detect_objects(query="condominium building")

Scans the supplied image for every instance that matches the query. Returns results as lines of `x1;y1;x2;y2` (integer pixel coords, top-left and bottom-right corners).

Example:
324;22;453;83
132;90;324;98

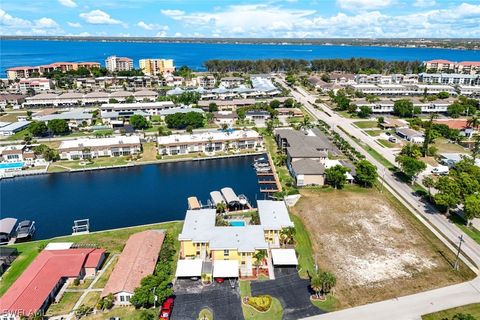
58;136;141;160
419;73;480;86
6;62;100;80
18;78;53;93
105;56;133;72
157;130;263;156
351;83;457;96
354;97;454;113
355;74;419;84
424;60;480;75
100;101;176;115
139;59;175;76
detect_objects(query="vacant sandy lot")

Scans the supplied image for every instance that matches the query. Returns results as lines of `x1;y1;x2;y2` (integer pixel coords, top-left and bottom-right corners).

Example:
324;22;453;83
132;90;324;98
292;188;473;308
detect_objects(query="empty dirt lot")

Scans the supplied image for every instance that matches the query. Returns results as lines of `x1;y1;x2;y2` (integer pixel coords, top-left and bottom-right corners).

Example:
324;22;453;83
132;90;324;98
292;187;474;309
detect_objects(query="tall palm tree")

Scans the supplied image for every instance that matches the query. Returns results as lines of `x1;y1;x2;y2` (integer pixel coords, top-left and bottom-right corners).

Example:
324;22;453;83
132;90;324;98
310;274;322;298
300;116;312;131
280;227;296;247
319;271;337;295
467;115;479;130
253;250;267;276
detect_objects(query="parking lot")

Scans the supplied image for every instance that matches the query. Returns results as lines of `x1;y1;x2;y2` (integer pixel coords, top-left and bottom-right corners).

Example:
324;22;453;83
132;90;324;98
251;267;325;320
171;279;244;320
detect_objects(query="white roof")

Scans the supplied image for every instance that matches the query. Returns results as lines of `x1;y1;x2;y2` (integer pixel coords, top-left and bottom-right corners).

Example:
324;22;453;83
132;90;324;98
257;200;294;231
59;135;140;149
0;218;18;235
158;129;260;145
179;209;268;252
101;101;175;110
213;260;239;278
271;249;298;265
221;187;239;204
0;121;31;132
210;191;225;205
36;111;92;121
44;242;74;250
175;259;203;277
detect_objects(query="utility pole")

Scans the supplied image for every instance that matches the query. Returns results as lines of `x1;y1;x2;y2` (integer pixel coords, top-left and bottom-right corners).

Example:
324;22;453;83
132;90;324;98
380;168;386;193
454;235;465;271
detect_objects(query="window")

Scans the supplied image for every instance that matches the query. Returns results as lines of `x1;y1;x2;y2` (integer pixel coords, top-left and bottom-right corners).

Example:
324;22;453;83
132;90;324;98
224;250;229;257
120;296;125;302
126;295;130;301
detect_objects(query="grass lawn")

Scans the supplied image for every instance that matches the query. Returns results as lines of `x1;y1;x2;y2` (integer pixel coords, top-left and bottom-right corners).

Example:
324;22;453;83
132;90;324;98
365;129;383;137
83;291;101;309
434;138;468;154
0;112;25;122
353;121;378;129
68;278;93;289
139;142;158;161
286;116;304;124
6;128;30;141
422;303;480;320
46;292;83;316
92;256;118;289
48;156;129;172
0;221;182;297
449;215;480;245
198;308;213;320
378;139;396;148
240;281;283;320
290;214;315;279
337;111;357;119
311;294;340;312
360;141;396;170
84;307;155;320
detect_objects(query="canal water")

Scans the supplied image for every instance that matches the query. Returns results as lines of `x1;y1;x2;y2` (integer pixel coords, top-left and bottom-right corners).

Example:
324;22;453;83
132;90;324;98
0;156;267;240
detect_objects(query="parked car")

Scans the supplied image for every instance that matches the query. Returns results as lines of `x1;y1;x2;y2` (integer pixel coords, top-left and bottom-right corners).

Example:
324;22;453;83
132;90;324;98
388;136;397;143
159;297;175;320
432;165;449;176
215;277;225;283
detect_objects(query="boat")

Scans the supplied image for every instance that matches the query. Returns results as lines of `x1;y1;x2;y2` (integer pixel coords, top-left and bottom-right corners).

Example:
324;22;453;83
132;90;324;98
255;167;271;173
254;162;270;168
15;220;35;242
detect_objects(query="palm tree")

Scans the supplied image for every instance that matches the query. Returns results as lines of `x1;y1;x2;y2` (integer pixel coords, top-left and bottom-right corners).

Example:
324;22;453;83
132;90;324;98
253;249;267;276
467;115;479;130
300;116;312;131
280;227;296;247
319;271;337;295
216;202;226;214
310;274;322;298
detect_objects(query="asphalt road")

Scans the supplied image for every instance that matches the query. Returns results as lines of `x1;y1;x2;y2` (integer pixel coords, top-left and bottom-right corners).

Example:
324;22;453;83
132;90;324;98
273;77;480;319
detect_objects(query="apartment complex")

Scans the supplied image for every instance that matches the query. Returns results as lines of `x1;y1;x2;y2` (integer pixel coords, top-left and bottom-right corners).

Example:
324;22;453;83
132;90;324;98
6;62;100;80
177;200;294;278
58;136;141;160
105;56;133;72
418;73;480;86
351;83;457;96
102;230;165;305
354;97;455;113
139;58;175;76
157;130;263;156
424;60;480;75
355;74;419;84
100;101;176;115
0;145;35;163
0;247;105;319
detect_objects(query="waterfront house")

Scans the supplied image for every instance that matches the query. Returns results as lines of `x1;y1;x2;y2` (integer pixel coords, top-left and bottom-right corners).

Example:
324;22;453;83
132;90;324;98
177;200;295;278
0;145;35;163
0;247;105;319
58;136;141;160
101;230;165;305
157;129;263;156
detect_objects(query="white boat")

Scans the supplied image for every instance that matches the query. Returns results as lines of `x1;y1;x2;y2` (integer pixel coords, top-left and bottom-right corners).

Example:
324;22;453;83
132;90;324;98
255;167;271;173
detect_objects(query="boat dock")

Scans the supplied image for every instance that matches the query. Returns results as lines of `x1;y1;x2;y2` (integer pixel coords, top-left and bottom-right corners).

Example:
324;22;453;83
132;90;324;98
255;154;282;193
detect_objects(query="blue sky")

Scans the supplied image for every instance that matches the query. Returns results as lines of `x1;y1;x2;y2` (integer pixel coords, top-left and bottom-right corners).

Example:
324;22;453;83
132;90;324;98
1;0;479;38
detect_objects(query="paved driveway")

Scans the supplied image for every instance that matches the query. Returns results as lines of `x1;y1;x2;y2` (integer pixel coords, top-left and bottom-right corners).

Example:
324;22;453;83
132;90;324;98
251;267;325;320
171;279;244;320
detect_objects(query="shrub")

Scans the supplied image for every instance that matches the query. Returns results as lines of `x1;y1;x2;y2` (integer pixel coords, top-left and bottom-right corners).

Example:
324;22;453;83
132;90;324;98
73;278;80;286
248;295;272;312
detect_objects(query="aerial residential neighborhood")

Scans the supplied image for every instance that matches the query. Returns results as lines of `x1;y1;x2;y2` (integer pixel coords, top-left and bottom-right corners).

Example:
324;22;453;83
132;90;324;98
1;1;480;320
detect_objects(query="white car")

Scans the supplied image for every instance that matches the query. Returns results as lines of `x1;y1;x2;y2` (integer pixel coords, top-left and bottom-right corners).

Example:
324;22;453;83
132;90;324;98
432;165;449;175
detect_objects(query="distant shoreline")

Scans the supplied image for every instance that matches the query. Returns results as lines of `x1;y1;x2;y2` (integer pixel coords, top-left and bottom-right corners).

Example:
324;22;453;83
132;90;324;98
2;36;479;50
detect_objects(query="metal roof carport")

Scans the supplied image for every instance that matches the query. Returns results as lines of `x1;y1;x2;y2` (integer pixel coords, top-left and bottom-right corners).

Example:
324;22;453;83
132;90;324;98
175;259;203;278
213;260;239;278
271;249;298;266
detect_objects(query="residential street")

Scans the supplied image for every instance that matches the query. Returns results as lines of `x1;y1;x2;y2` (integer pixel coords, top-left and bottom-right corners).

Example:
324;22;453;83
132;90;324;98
273;78;480;319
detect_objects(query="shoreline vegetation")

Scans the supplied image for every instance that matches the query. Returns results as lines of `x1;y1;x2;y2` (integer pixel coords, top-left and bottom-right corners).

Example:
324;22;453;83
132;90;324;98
1;36;479;50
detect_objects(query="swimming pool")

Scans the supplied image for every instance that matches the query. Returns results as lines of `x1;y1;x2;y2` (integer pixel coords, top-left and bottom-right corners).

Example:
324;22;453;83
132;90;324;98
0;162;24;169
229;220;246;227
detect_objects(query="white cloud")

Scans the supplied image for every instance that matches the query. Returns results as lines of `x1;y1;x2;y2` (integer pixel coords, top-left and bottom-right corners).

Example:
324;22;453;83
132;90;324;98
161;9;185;18
67;31;91;36
67;22;81;28
336;0;394;11
58;0;77;8
79;10;123;25
413;0;436;7
174;32;182;37
137;21;169;31
35;17;59;28
0;8;31;28
156;31;167;37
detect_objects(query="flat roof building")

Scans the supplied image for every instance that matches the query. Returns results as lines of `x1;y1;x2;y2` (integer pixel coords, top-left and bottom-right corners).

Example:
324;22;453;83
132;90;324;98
59;136;141;160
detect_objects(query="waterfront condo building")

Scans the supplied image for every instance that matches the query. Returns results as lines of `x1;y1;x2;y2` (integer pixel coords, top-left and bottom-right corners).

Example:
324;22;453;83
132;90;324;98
58;136;141;160
6;62;100;80
157;130;263;156
424;60;480;75
139;58;175;76
105;56;134;72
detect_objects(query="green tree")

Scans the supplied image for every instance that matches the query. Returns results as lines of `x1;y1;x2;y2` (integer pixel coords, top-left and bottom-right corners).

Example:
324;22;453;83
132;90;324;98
325;165;348;189
279;227;296;246
47;119;70;135
165;112;204;129
447;102;465;118
471;135;480;161
310;274;322;298
269;99;281;109
400;143;422;159
28;121;48;137
357;105;372;118
319;271;337;295
186;125;194;134
253;249;267;275
422;176;435;202
138;310;156;320
355;160;378;187
434;176;461;214
467;116;480;131
129;115;149;130
452;313;476;320
393;99;417;118
395;155;426;183
437;91;450;99
208;102;218;112
464;194;480;222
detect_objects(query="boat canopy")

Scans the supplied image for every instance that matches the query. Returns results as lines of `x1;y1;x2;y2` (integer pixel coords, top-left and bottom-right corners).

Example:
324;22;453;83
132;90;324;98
187;197;201;210
210;191;225;206
220;187;240;205
0;218;17;235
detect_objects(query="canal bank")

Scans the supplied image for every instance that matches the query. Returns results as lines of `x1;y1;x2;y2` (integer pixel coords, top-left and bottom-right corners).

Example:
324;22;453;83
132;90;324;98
0;154;267;239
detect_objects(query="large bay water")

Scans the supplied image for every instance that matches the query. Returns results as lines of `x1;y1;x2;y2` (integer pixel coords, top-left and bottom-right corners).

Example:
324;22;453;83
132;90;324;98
1;40;479;75
0;156;264;239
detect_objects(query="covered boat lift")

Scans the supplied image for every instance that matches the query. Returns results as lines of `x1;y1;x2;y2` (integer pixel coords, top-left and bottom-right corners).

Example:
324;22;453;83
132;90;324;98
175;259;203;278
210;191;225;206
221;187;240;206
0;218;17;245
187;197;201;210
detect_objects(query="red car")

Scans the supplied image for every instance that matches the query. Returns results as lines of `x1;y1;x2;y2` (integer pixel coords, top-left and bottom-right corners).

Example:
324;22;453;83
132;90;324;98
215;277;225;283
159;297;174;320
